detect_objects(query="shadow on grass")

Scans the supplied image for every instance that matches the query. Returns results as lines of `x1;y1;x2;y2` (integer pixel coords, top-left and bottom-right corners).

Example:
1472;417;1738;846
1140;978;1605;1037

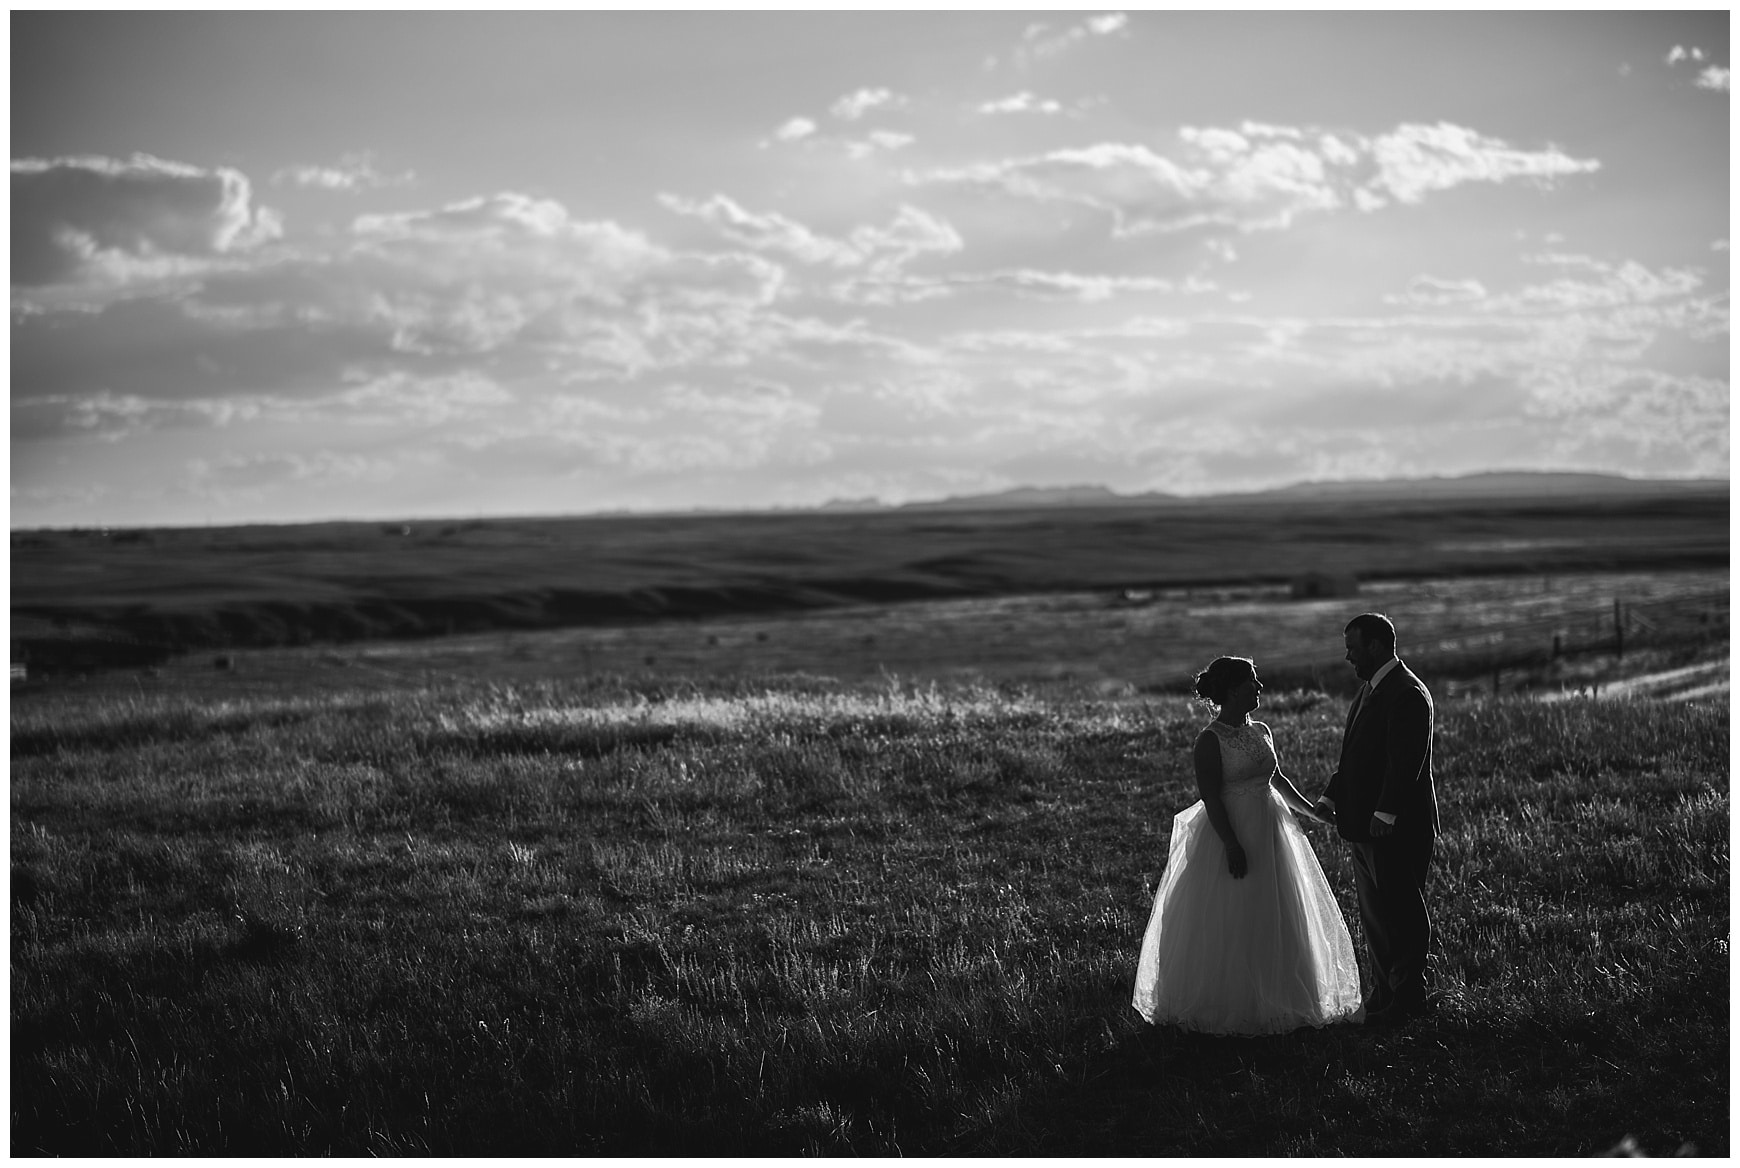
943;990;1725;1157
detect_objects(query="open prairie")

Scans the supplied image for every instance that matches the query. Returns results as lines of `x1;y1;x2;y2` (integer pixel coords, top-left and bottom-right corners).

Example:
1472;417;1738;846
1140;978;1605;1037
11;489;1727;655
10;493;1729;1154
11;666;1727;1155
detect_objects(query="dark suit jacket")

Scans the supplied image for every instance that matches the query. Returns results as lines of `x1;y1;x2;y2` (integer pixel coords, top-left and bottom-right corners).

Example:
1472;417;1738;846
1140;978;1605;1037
1327;661;1438;844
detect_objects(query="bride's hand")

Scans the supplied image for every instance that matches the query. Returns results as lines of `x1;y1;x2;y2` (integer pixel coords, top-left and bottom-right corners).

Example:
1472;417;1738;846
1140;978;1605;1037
1226;842;1248;879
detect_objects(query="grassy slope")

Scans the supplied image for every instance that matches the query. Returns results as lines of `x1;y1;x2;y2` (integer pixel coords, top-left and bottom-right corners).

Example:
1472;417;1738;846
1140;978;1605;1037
11;492;1728;648
11;675;1727;1155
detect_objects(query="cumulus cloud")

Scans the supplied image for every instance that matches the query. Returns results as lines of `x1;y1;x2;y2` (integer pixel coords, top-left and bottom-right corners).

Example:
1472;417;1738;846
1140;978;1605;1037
660;193;856;265
13;186;817;446
660;194;960;277
772;117;817;143
12;153;283;286
1360;122;1601;207
271;151;413;192
909;120;1599;235
978;92;1064;115
1664;46;1728;91
913;137;1329;236
830;87;903;121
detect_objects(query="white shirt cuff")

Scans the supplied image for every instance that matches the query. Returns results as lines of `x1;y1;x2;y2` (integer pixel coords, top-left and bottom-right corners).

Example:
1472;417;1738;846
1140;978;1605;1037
1373;811;1397;824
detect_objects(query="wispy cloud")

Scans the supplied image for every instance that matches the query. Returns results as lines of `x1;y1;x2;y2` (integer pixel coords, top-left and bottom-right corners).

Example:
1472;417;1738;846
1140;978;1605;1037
838;268;1215;306
909;121;1600;235
1384;275;1489;307
1010;12;1130;69
271;151;413;192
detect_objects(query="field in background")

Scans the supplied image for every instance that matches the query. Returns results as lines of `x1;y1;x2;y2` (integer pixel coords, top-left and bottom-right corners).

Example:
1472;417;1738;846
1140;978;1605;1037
28;568;1727;707
10;672;1727;1155
11;490;1727;658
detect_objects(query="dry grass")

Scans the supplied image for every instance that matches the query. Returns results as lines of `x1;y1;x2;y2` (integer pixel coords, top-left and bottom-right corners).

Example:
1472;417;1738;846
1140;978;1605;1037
11;665;1727;1155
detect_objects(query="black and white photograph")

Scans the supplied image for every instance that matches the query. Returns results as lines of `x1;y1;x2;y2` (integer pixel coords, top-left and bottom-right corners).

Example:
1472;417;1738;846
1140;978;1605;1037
11;9;1728;1156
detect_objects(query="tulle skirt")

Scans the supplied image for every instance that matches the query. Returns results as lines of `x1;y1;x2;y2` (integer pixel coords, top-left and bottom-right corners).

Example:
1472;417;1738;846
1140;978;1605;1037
1133;785;1364;1035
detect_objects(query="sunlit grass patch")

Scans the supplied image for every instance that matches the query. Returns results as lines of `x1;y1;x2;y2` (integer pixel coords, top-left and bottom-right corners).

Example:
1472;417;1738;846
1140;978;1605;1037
10;674;1726;1155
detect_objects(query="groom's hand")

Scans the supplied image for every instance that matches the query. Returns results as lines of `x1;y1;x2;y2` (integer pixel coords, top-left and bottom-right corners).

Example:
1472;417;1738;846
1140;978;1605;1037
1311;799;1337;827
1369;814;1395;838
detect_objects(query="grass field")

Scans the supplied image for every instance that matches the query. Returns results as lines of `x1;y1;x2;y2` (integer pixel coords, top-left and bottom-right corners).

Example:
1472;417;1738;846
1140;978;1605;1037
11;489;1728;654
29;567;1728;706
11;609;1728;1154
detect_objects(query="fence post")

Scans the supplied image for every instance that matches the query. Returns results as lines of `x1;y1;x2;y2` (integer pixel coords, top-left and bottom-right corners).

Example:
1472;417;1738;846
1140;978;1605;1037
1614;599;1625;660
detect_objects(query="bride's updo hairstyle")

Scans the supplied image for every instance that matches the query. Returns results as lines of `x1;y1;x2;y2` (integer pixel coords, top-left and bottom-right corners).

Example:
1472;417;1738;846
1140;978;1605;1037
1193;656;1256;707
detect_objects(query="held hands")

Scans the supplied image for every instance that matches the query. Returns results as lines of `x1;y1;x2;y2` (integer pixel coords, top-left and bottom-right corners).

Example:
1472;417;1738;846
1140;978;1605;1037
1308;799;1337;828
1225;841;1248;879
1369;814;1396;838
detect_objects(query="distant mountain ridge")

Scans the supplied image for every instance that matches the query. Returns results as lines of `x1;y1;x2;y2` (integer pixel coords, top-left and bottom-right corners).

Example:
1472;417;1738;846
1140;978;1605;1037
815;471;1728;513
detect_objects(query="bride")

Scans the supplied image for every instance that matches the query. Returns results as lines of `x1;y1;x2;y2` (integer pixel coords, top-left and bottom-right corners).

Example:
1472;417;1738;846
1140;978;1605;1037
1133;656;1364;1035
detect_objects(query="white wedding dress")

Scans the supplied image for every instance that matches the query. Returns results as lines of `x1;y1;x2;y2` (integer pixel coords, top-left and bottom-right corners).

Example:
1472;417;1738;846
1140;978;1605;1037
1133;718;1364;1035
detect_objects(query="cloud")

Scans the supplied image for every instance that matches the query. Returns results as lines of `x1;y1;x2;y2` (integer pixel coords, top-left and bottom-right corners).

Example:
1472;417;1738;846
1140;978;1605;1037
13;185;826;446
1385;275;1489;307
839;268;1215;305
271;151;413;192
844;131;916;160
659;195;960;277
1360;122;1600;206
772;117;817;143
910;120;1600;235
830;88;904;121
660;194;858;265
12;153;283;286
184;449;393;496
1013;12;1130;68
1477;254;1706;314
912;136;1331;236
1664;45;1728;91
978;92;1064;115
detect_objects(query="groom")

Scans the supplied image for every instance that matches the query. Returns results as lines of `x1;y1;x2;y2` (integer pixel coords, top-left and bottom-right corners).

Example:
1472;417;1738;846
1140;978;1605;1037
1314;613;1439;1023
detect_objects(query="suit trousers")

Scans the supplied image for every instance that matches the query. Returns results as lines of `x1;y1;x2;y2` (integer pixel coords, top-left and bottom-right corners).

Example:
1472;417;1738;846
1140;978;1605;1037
1350;832;1433;1006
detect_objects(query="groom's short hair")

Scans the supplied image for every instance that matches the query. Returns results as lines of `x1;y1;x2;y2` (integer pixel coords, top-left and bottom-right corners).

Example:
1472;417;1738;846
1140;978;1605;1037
1345;613;1397;653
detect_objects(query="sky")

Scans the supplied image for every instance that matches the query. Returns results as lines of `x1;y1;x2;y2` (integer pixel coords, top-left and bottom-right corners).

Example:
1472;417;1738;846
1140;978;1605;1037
10;9;1731;527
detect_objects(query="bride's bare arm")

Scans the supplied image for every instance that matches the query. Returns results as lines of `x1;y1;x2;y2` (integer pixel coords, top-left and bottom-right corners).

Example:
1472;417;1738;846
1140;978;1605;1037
1271;768;1328;822
1194;731;1247;878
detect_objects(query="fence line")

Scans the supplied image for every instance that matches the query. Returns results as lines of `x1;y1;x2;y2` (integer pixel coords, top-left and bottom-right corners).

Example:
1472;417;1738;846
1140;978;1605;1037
1136;589;1729;694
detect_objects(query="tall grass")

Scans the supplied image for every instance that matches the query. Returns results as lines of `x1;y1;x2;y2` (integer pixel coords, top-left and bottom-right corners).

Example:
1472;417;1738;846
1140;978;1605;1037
11;675;1727;1154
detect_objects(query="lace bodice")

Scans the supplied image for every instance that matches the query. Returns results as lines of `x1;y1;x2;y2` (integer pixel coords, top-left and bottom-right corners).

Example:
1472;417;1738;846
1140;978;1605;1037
1206;719;1277;794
